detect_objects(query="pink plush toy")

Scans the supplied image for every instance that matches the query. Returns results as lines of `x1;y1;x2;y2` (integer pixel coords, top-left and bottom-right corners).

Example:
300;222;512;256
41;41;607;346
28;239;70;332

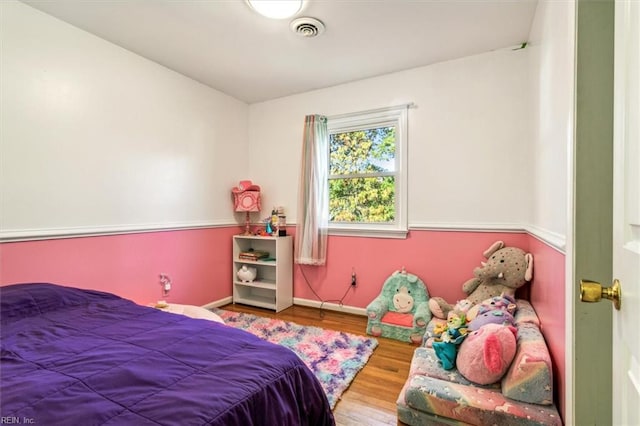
456;323;517;385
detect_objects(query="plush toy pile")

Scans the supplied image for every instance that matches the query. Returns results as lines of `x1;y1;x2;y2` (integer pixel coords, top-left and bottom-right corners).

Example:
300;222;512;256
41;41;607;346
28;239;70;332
456;295;519;384
428;240;533;322
397;243;561;425
429;294;521;384
426;241;534;385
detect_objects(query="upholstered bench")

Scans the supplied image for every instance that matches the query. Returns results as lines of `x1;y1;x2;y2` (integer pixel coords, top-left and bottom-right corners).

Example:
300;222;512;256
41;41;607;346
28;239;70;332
397;300;562;426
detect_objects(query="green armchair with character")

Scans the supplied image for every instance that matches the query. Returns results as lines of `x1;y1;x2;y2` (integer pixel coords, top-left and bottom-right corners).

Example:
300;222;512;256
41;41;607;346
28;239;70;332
366;268;431;344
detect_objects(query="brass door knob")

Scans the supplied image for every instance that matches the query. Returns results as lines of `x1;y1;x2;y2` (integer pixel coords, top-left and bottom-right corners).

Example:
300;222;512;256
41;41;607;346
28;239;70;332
580;279;621;310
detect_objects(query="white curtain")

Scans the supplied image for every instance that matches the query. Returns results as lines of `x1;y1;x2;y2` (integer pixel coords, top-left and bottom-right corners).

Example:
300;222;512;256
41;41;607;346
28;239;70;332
295;115;329;265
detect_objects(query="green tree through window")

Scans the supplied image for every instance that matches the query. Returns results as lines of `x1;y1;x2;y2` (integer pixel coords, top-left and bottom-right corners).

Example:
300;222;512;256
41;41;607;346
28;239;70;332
329;126;396;223
326;105;408;238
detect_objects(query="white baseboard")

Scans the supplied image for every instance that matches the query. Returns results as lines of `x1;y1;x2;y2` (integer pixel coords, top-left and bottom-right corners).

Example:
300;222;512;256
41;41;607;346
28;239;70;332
201;296;233;309
205;296;366;316
293;297;367;316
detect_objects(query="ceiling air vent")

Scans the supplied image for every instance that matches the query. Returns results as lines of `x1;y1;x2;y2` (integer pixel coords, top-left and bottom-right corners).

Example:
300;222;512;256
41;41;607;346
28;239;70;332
290;17;325;38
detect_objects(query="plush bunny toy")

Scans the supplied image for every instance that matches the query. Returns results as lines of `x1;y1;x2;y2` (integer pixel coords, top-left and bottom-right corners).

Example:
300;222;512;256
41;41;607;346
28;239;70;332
428;241;533;320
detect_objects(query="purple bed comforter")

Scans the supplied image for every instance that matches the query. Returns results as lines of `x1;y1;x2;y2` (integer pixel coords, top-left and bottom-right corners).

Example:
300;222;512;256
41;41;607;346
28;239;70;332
0;283;335;426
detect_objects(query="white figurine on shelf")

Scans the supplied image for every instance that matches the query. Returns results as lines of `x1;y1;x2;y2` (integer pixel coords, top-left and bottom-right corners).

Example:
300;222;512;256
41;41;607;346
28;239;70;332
237;265;257;282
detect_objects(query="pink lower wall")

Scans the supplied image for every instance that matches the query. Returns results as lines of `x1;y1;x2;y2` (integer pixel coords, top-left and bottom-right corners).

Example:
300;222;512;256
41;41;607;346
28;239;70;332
293;231;531;309
0;226;565;418
527;236;566;418
0;227;238;306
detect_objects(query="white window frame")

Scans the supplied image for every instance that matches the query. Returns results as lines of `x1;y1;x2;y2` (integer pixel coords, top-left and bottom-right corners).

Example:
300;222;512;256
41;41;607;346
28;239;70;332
326;105;408;239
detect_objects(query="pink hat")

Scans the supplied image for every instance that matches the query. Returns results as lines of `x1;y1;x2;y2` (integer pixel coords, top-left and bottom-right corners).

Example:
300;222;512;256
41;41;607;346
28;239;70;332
232;180;260;193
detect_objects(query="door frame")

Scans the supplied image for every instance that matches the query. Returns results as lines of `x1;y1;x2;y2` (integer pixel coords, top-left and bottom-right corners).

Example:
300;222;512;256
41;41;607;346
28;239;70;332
568;0;615;424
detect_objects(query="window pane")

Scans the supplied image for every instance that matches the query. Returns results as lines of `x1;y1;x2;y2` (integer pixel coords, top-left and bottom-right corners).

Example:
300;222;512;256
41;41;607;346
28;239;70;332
329;126;395;175
329;176;395;223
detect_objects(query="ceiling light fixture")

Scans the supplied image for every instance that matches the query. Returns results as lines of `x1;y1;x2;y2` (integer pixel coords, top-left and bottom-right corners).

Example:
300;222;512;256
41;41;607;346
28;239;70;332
246;0;303;19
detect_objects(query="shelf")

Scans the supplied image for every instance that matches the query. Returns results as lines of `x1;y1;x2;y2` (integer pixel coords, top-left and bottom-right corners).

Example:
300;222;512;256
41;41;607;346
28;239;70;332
234;235;278;240
234;258;277;266
233;279;276;290
232;235;292;312
233;296;276;310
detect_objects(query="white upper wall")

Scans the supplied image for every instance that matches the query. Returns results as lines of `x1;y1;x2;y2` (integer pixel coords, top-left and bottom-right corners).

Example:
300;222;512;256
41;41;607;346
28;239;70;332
2;0;571;242
0;1;249;239
249;49;532;229
527;0;575;246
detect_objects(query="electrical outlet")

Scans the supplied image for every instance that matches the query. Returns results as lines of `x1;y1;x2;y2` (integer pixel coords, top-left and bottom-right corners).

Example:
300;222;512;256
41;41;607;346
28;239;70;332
159;274;172;296
351;271;357;287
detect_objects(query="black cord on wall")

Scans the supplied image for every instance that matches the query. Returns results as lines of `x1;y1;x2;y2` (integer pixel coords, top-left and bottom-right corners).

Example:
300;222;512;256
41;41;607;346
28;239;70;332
298;264;354;318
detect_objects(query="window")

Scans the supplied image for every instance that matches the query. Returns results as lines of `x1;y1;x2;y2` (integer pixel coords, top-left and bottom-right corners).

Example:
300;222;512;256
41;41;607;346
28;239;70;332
327;105;408;238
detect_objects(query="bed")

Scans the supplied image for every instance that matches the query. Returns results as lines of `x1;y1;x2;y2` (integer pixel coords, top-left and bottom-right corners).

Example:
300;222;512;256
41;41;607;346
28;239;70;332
0;283;335;425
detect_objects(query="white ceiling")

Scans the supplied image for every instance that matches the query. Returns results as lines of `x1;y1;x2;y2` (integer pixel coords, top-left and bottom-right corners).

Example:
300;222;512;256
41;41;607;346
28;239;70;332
21;0;539;104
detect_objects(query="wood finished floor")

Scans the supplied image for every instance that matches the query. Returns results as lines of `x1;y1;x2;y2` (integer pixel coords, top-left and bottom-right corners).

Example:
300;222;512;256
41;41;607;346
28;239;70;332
219;303;416;426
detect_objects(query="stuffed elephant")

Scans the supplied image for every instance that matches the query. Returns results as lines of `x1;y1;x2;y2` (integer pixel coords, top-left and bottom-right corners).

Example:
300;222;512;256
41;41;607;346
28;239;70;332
428;241;533;320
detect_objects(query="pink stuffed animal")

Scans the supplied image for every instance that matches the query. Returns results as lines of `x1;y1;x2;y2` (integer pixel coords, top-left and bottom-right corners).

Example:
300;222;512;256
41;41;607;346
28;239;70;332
456;323;517;385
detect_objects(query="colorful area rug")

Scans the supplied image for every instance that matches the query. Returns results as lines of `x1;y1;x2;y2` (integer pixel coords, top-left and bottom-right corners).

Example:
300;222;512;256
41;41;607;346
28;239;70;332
212;308;378;409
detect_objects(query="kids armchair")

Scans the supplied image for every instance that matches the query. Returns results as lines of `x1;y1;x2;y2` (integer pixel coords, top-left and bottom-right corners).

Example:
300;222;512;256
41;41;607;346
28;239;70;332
366;268;431;344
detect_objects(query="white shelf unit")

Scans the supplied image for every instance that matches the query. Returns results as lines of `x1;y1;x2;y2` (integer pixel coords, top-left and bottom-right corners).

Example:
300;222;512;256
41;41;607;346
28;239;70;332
232;235;293;312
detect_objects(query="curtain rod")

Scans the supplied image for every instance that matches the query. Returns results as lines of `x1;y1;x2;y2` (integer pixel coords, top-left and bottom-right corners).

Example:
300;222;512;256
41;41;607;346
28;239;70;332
327;102;416;120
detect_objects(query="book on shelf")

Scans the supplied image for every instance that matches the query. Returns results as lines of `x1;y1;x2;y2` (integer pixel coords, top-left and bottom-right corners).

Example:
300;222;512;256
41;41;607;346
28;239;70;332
238;250;269;261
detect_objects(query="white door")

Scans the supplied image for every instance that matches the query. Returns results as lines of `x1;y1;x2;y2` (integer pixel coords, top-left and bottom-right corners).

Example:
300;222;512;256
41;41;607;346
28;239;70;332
612;1;640;424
